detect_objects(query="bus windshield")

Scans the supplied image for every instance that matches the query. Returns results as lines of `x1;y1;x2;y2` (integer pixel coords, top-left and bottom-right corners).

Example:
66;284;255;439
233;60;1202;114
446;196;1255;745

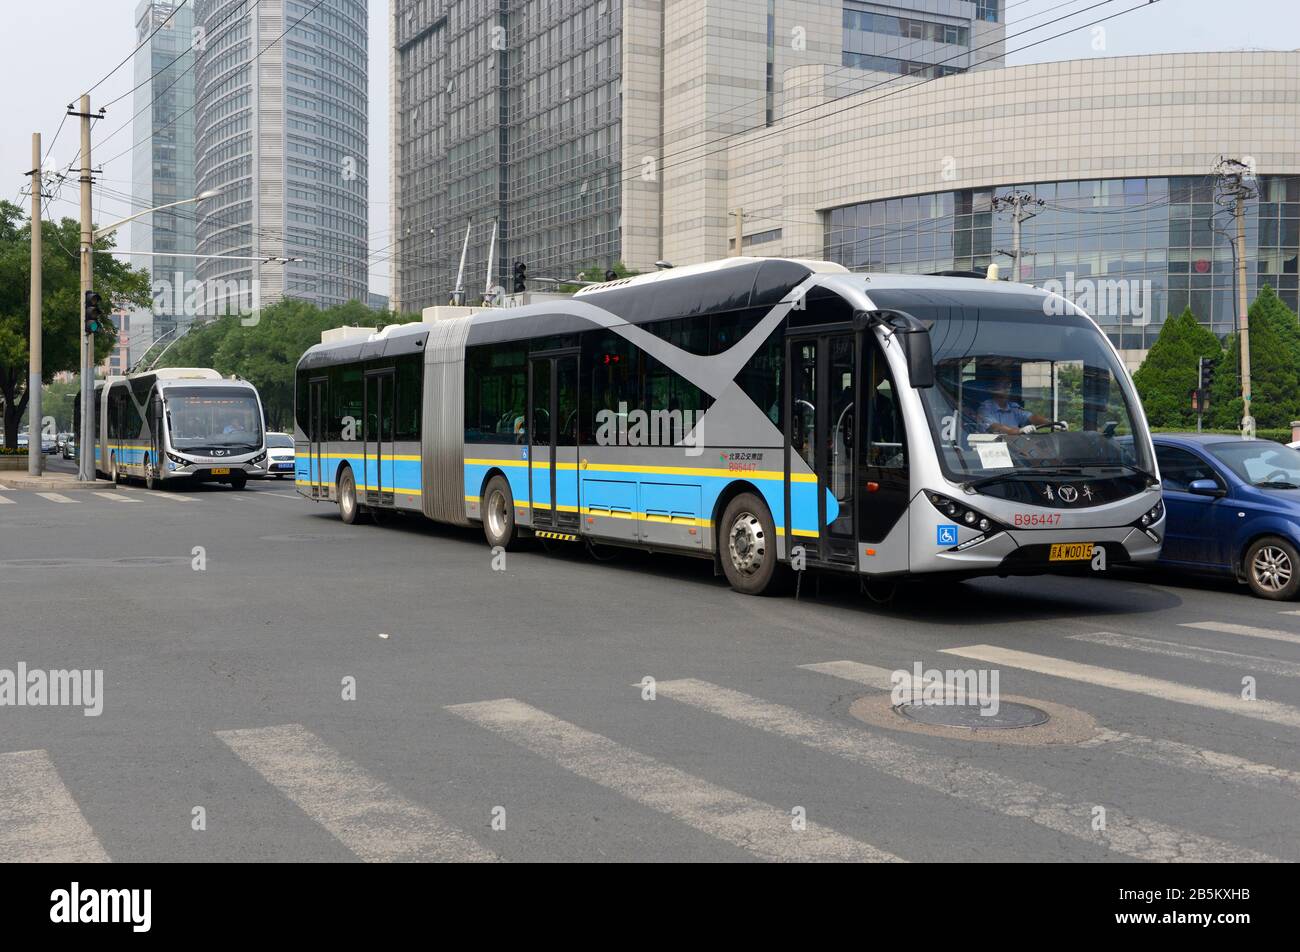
917;307;1152;479
165;387;263;452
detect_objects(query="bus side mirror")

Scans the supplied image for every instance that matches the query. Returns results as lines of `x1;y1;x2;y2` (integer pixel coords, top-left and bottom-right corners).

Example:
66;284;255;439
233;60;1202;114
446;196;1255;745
904;330;934;389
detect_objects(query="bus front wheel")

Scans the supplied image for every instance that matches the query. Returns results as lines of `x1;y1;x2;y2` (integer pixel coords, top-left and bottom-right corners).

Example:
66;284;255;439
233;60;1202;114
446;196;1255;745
482;475;519;550
338;466;361;524
720;493;777;595
229;471;247;491
144;458;157;491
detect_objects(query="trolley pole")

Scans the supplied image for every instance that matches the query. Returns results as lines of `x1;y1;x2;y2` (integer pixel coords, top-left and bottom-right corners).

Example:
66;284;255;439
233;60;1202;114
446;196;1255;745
28;133;42;476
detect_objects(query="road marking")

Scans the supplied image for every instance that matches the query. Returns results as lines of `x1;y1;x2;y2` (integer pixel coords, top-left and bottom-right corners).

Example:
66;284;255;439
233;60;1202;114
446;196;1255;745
941;645;1300;730
0;495;12;505
1180;621;1300;647
148;492;196;503
1071;631;1300;679
34;492;76;503
811;659;1300;802
93;492;137;503
215;724;495;863
656;678;1274;863
0;749;110;862
447;698;897;862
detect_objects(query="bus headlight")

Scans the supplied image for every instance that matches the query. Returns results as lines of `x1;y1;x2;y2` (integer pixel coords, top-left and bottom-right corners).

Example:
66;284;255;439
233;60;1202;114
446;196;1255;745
1131;499;1164;541
166;452;190;468
927;492;1007;542
251;452;266;465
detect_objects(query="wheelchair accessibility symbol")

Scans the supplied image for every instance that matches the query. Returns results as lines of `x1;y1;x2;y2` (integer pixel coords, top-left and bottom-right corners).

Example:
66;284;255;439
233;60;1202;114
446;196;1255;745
936;525;959;546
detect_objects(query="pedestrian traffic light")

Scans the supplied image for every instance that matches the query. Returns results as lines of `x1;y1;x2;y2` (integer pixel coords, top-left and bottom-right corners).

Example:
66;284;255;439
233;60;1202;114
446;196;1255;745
83;290;105;335
1198;355;1217;392
512;261;527;293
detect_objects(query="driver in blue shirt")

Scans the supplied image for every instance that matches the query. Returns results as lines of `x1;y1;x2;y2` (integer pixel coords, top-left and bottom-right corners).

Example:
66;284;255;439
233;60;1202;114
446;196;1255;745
978;376;1057;435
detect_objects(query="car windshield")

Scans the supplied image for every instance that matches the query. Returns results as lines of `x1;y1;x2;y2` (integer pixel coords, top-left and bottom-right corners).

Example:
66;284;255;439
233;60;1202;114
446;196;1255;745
915;303;1152;479
165;387;263;451
266;434;294;448
1207;441;1300;489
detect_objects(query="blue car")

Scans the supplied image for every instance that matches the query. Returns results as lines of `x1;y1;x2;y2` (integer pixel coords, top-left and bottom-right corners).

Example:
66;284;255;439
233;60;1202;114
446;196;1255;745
1152;434;1300;600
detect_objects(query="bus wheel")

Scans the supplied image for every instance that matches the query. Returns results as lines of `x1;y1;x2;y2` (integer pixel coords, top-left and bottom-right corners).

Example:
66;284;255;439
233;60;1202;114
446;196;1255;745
720;493;777;595
230;471;247;491
144;458;157;491
337;466;361;525
1245;536;1300;600
482;475;519;550
111;455;121;486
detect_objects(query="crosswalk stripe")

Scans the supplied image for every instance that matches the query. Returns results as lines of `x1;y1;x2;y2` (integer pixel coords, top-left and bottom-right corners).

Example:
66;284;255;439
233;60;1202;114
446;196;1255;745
447;698;898;862
146;492;195;503
0;749;110;862
1071;630;1300;679
34;492;76;503
656;678;1274;863
809;659;1300;803
1179;621;1300;646
942;644;1300;730
0;495;12;504
215;724;495;863
93;492;137;503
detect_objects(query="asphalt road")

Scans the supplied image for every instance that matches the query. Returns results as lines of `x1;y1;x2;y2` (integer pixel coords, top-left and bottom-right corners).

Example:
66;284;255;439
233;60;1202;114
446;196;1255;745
2;466;1299;863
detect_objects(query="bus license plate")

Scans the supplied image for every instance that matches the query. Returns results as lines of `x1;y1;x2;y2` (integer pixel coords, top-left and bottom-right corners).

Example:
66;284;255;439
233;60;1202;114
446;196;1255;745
1049;542;1094;562
210;467;230;475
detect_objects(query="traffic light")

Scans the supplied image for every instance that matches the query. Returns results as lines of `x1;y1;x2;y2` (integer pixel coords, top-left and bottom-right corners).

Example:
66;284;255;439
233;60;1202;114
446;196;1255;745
512;261;527;293
83;290;105;335
1198;355;1217;392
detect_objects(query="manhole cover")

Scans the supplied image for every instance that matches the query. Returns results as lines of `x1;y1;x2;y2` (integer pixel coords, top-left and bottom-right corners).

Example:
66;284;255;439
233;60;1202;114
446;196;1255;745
894;700;1050;730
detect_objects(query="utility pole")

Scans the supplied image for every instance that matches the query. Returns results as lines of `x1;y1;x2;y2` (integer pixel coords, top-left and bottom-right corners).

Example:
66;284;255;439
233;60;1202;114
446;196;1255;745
28;133;42;476
992;190;1044;282
1213;157;1258;438
731;208;744;257
74;95;101;481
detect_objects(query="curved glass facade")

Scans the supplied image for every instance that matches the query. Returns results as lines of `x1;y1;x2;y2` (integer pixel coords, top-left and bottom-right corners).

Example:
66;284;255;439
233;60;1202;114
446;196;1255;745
824;175;1300;350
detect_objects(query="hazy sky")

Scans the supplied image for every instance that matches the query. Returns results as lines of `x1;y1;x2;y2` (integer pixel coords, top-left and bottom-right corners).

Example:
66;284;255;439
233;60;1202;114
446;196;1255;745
1;0;1295;297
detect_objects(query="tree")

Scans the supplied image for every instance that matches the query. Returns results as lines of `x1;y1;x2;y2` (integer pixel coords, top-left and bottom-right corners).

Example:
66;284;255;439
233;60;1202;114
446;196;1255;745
1210;286;1300;430
0;201;152;448
1132;306;1223;428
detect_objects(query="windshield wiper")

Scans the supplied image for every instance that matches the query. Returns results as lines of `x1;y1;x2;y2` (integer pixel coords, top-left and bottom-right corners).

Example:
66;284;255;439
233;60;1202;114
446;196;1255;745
1083;461;1160;484
1255;480;1300;489
964;466;1089;491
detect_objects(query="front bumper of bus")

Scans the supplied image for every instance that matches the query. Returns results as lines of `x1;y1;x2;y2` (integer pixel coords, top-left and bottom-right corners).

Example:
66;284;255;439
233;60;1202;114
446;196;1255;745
165;453;267;479
909;488;1165;575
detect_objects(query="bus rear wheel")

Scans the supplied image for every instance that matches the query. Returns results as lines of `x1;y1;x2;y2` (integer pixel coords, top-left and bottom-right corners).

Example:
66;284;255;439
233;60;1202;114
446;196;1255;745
720;493;777;595
482;475;519;550
338;466;361;524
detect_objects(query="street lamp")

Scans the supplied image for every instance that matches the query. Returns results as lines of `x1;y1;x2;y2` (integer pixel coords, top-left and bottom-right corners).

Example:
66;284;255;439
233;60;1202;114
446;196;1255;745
77;189;220;481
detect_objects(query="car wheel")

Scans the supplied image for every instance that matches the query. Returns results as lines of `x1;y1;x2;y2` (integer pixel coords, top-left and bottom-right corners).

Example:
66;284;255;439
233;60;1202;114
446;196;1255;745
1244;536;1300;600
719;492;778;595
337;466;360;525
482;475;519;550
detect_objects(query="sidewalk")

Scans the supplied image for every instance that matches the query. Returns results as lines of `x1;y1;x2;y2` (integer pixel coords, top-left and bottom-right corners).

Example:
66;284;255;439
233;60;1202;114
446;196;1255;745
0;470;116;491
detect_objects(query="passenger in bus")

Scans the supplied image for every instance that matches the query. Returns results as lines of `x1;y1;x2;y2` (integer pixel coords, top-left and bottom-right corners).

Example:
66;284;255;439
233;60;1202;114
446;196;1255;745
977;376;1056;436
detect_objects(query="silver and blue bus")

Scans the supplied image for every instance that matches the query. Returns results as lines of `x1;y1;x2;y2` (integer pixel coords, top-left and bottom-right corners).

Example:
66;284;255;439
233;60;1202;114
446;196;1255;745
92;368;268;489
293;257;1163;595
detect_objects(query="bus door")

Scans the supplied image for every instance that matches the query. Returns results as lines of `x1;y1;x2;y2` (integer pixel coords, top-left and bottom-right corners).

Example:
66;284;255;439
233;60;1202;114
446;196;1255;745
149;392;164;476
308;377;327;497
859;334;910;546
528;352;580;532
363;368;395;506
786;330;858;565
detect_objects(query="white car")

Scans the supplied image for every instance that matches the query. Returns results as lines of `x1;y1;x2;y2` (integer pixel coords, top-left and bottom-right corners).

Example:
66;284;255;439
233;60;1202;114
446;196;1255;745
264;432;296;478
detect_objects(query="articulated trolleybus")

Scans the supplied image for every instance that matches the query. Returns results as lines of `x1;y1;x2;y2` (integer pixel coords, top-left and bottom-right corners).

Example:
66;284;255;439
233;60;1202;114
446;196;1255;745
92;368;268;489
294;257;1163;595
